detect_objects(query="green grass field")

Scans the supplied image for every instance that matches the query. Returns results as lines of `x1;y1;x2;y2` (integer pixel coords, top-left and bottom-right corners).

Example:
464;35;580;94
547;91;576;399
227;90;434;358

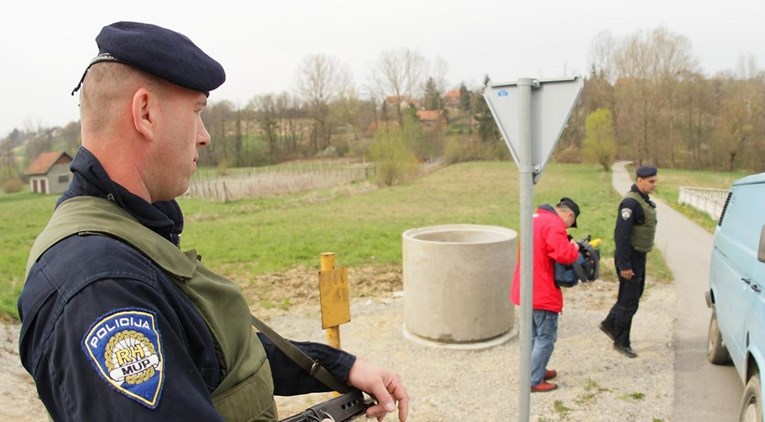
0;193;59;320
0;162;754;320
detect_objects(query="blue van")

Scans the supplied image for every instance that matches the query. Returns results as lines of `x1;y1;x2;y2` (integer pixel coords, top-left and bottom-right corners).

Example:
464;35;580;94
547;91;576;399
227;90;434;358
706;172;765;422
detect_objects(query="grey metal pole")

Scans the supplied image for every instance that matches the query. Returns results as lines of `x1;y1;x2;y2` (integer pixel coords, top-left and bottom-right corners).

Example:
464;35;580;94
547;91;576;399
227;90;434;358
517;77;536;422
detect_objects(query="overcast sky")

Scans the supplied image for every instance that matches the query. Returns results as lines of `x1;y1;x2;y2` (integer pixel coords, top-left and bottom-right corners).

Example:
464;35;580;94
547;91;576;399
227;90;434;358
2;0;763;137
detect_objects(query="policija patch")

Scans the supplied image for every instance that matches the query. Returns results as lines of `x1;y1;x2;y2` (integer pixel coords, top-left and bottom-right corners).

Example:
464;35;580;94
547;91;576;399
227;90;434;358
621;208;632;221
82;308;165;409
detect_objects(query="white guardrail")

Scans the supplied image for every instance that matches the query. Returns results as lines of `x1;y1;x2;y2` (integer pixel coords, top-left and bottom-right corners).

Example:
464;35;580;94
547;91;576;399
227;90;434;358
678;186;728;221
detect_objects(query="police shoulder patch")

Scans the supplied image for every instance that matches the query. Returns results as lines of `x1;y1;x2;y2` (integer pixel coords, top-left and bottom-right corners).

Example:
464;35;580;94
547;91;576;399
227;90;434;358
82;308;165;409
621;208;632;220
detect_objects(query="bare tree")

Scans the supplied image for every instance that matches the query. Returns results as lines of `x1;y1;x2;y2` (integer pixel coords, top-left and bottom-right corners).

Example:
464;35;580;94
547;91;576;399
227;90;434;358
201;100;235;168
250;94;281;164
332;86;377;147
714;75;764;171
648;28;698;166
275;92;305;158
369;48;428;126
0;139;18;180
59;121;81;156
589;30;616;83
247;91;308;163
24;121;53;166
295;54;352;155
733;53;762;80
610;26;696;166
676;72;717;169
431;56;450;96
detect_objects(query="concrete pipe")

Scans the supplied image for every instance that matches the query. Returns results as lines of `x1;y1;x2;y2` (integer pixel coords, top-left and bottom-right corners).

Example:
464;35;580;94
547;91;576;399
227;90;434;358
402;224;517;348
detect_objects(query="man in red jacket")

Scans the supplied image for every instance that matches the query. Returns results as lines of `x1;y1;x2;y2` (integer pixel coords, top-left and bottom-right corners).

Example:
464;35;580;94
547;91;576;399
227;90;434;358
511;198;581;392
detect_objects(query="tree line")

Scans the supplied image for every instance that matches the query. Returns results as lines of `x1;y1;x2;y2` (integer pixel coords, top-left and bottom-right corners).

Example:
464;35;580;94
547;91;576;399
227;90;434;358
563;27;765;172
1;26;763;192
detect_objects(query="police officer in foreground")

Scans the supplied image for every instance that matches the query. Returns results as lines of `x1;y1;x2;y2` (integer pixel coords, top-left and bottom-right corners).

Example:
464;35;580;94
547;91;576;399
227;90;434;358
599;165;658;358
17;21;408;422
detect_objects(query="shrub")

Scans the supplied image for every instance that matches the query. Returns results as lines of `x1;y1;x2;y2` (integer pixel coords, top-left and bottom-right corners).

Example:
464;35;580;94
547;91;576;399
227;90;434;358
368;125;417;187
556;145;583;163
2;178;24;193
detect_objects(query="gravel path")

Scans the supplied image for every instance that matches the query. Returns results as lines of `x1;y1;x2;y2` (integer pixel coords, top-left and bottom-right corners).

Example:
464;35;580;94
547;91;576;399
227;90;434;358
0;322;46;422
1;275;674;422
273;278;675;422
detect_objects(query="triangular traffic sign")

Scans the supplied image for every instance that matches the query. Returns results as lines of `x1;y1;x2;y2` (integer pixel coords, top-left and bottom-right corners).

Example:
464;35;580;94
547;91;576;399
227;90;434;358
483;77;583;183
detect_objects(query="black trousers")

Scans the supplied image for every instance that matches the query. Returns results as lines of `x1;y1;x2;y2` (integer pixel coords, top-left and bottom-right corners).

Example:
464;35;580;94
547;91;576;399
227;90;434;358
603;252;647;347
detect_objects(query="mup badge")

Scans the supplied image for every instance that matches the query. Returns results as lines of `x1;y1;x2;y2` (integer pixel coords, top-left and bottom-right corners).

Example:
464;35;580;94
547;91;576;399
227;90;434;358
82;308;164;408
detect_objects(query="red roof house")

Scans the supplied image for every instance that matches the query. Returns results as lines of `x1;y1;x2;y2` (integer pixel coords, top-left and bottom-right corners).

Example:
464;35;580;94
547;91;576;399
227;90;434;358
24;151;74;194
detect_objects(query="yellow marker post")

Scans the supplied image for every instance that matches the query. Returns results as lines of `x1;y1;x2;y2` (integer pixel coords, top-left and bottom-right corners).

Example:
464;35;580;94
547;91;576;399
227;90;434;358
319;253;350;397
318;252;351;350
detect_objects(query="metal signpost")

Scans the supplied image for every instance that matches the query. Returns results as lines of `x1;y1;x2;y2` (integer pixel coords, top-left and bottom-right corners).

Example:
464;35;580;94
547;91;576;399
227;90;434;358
483;76;583;421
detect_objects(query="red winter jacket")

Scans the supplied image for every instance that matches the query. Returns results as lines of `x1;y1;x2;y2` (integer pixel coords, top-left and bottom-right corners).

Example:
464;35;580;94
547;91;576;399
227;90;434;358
510;205;579;313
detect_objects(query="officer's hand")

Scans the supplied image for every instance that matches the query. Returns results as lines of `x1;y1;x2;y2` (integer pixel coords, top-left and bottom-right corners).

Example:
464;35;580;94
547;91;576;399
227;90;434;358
620;269;635;280
347;358;409;421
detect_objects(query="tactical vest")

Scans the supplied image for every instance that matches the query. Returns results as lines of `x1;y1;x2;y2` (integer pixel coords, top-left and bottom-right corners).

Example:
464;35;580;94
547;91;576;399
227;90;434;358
26;197;277;422
624;190;657;253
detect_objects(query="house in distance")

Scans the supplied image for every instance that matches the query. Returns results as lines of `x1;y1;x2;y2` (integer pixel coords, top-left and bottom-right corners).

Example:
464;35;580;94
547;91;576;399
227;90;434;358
24;151;73;194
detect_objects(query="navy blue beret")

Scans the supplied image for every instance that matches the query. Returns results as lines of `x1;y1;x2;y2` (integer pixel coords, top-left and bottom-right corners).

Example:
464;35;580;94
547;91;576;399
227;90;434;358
73;21;225;95
636;165;658;178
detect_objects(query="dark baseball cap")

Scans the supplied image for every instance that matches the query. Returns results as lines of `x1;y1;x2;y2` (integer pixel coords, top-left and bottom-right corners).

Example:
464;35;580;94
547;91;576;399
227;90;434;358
558;197;580;228
72;21;225;96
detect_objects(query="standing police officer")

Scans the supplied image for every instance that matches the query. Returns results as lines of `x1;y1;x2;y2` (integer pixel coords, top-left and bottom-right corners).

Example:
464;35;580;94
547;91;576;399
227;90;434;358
17;21;408;422
599;165;658;358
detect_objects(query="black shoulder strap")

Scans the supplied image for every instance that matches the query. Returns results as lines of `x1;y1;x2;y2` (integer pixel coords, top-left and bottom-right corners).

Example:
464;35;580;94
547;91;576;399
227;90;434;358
251;314;351;393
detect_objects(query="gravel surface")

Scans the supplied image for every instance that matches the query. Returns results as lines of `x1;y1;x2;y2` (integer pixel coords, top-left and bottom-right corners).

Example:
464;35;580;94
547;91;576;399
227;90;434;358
1;272;674;422
273;277;675;422
0;322;46;422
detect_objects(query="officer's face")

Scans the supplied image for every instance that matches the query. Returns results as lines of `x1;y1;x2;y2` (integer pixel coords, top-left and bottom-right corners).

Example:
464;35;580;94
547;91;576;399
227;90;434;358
637;176;657;194
150;85;210;201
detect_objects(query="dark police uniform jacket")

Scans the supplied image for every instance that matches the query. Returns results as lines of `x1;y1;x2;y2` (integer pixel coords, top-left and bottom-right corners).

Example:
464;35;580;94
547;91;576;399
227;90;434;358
17;146;355;421
614;184;657;271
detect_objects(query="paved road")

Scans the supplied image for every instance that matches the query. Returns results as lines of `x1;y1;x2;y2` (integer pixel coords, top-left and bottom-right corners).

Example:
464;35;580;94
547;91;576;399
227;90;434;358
611;162;742;421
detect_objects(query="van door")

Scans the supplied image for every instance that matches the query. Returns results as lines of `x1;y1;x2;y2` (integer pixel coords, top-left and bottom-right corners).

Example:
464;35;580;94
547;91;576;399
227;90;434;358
711;186;760;372
743;224;765;372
